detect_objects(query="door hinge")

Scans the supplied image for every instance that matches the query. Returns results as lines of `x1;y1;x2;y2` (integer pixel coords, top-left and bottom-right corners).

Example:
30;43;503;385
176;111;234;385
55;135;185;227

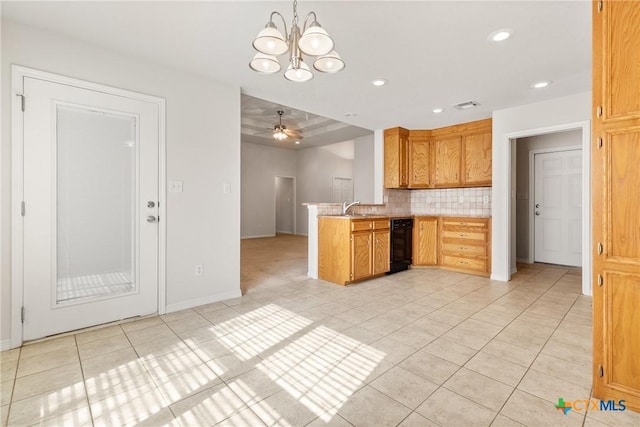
16;94;25;112
21;306;25;323
596;105;603;117
597;137;603;149
21;201;25;217
598;1;603;12
598;365;604;377
597;242;603;255
597;274;603;287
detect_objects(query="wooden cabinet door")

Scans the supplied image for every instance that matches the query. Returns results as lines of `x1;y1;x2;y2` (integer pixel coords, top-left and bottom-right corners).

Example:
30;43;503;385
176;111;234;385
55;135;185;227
384;128;409;188
373;230;390;275
592;0;640;413
351;232;372;281
463;131;492;185
409;136;430;188
434;137;462;187
413;217;438;265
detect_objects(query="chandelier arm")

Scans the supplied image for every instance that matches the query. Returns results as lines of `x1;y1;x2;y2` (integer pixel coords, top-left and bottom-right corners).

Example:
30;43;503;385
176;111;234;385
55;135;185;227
269;11;289;47
302;11;318;32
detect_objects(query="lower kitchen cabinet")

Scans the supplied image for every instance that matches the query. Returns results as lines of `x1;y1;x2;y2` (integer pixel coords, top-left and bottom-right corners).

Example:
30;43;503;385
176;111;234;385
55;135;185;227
413;216;438;265
439;217;490;276
318;217;390;285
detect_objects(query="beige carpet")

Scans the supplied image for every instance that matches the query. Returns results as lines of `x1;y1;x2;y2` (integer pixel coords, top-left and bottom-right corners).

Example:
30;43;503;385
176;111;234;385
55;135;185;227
240;233;309;294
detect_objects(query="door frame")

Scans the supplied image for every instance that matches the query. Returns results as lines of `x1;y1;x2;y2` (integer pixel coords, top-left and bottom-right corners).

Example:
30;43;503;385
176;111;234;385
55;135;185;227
528;145;582;265
10;65;167;348
274;176;296;234
500;120;591;296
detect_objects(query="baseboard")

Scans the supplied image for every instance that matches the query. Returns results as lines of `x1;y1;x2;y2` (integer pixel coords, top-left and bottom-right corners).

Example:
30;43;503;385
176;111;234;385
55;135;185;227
165;288;242;313
1;339;12;351
516;258;531;264
241;234;275;239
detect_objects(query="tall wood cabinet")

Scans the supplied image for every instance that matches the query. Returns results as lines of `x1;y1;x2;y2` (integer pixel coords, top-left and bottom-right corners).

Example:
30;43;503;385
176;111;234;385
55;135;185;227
318;217;390;285
384;127;409;188
592;0;640;412
408;131;431;188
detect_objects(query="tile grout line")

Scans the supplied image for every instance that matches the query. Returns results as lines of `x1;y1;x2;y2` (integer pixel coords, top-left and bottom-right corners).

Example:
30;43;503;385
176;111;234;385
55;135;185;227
74;334;95;427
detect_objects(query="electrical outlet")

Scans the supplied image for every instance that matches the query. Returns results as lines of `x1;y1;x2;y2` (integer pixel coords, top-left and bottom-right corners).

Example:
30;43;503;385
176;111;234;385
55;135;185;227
458;196;464;203
483;195;490;204
195;264;204;276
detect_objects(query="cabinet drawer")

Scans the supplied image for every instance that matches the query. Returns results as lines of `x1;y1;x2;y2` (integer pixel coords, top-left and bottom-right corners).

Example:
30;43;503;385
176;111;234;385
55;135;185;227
442;230;486;242
373;219;390;230
442;219;488;230
441;255;487;272
442;242;486;256
351;220;372;232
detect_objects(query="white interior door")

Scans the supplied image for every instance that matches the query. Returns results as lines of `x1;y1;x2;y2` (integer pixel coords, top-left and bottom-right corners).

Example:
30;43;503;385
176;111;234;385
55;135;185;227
275;176;294;234
21;76;159;341
534;149;582;266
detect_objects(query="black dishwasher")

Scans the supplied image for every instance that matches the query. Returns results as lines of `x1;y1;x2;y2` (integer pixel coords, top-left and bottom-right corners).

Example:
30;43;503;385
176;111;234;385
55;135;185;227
388;218;413;274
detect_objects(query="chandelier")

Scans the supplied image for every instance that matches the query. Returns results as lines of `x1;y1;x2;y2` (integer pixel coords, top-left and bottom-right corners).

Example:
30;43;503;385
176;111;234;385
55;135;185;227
249;0;345;82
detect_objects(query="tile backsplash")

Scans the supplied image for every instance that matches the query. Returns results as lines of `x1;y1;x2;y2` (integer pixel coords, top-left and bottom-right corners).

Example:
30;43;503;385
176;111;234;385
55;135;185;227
316;187;491;217
410;187;491;217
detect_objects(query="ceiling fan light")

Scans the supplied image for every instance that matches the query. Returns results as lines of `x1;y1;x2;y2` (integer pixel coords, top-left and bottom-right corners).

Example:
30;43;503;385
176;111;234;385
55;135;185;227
253;25;289;55
284;61;314;82
249;53;281;74
313;50;345;73
273;129;288;140
299;24;334;56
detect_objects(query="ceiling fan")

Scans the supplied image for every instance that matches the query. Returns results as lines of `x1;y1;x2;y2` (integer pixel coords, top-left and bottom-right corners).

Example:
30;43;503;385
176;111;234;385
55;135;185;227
271;110;303;141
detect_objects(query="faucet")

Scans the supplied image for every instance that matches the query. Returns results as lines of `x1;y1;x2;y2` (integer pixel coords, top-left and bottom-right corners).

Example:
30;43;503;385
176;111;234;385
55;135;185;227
342;200;361;215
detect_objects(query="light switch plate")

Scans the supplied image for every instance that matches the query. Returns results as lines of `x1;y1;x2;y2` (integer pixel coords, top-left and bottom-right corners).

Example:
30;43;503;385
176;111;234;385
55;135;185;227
223;182;231;194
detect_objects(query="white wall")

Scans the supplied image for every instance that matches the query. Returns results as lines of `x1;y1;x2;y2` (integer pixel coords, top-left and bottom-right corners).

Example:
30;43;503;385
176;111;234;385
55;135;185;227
492;91;591;282
515;130;582;261
241;142;297;238
1;20;242;346
353;134;375;203
296;141;354;235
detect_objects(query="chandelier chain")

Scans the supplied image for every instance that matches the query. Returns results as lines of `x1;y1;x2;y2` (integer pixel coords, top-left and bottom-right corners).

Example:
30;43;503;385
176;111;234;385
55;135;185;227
293;0;298;24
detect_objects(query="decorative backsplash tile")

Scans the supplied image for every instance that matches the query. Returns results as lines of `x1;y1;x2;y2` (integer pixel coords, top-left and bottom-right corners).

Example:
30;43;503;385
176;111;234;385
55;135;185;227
313;187;491;217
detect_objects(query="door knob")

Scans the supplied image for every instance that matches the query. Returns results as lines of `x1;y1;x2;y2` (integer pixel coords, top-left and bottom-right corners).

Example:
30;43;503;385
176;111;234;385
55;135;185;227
147;201;156;208
147;215;158;223
535;203;540;208
535;211;541;216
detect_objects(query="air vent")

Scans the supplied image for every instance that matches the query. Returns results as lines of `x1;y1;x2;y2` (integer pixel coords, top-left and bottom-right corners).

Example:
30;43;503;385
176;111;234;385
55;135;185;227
454;101;480;110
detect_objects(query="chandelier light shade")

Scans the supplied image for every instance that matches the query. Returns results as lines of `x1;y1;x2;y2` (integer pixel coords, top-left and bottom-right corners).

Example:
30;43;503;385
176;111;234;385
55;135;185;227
273;129;288;140
313;51;345;73
250;0;344;82
249;53;282;74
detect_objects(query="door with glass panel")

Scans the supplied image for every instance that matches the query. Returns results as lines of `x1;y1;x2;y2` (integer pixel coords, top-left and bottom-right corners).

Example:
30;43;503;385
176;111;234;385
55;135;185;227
21;77;159;341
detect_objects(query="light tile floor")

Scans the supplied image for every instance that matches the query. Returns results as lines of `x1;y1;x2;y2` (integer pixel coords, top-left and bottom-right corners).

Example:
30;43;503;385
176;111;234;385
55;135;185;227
2;237;640;426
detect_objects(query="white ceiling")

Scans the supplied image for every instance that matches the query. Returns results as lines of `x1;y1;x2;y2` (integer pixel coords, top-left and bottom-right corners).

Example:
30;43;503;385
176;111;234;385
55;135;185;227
2;1;592;134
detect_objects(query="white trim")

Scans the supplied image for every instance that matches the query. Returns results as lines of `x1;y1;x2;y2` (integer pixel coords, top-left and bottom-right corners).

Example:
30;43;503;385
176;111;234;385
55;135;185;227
241;234;276;239
307;205;319;279
0;340;11;352
528;145;582;267
10;65;168;348
498;120;591;296
165;289;242;313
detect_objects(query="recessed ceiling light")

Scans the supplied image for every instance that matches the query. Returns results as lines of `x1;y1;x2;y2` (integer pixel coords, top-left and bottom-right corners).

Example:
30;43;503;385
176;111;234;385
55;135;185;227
295;140;301;145
530;80;552;89
345;112;358;118
488;29;513;42
371;78;387;87
432;108;444;114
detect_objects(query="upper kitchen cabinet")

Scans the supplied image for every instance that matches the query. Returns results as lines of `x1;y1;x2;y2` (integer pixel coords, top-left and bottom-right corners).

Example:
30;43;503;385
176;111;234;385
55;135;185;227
384;118;492;190
433;136;462;187
432;118;492;188
384;127;410;188
463;130;492;186
408;130;431;188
